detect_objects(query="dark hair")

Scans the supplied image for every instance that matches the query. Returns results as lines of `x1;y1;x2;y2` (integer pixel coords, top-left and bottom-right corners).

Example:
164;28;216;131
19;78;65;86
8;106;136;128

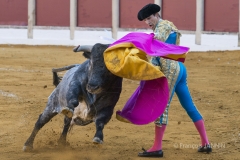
137;4;161;21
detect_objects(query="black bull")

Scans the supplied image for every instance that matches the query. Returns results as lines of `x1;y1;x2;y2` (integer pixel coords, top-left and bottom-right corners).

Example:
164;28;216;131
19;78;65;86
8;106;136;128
23;43;123;151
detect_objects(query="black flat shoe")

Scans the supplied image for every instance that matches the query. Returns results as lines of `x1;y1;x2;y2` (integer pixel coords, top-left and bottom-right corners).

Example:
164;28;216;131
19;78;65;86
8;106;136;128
138;148;163;157
198;144;212;153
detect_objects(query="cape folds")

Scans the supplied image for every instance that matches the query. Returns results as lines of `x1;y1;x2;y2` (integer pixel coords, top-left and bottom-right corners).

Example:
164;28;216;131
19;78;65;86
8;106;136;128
103;32;189;125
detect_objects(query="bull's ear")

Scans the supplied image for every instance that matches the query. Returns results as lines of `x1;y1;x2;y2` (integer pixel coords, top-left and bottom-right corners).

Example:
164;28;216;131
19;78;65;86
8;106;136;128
83;51;91;59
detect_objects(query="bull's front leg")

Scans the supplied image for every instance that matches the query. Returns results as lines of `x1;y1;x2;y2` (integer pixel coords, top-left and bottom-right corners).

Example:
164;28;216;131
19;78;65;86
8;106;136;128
66;80;82;110
62;80;82;118
93;106;114;144
58;116;72;146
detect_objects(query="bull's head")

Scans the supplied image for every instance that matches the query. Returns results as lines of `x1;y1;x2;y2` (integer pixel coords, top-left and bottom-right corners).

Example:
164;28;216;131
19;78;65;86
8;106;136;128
73;43;113;94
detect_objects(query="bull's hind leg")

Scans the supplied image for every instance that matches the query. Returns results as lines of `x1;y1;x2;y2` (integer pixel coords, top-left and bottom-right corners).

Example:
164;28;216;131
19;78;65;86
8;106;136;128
58;116;72;146
23;109;58;152
93;106;114;144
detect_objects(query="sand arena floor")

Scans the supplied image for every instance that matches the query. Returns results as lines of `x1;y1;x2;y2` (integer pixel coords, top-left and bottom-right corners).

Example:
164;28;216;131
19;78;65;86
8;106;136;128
0;45;239;160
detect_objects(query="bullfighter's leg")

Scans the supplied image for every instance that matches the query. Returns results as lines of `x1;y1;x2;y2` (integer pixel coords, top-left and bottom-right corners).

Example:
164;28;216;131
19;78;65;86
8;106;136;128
93;106;114;144
175;63;211;153
58;116;72;146
23;107;58;152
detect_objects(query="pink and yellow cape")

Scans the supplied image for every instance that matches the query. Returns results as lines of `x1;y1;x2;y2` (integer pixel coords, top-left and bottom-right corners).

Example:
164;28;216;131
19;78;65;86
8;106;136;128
103;32;189;125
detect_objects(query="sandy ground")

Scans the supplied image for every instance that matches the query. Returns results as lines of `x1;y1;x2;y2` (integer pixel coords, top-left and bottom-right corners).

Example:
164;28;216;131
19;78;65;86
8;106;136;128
0;45;239;160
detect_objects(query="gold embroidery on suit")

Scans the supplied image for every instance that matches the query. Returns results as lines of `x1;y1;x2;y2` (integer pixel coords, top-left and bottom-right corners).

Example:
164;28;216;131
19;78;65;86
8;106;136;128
154;58;180;125
154;19;181;45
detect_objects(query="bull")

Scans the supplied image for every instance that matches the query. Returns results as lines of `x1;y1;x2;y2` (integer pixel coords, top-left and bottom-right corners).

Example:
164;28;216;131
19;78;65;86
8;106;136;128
23;43;123;151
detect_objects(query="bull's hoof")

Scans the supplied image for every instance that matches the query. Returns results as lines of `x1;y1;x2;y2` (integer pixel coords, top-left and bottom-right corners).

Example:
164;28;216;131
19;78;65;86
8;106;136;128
23;145;33;152
61;107;73;118
92;137;103;144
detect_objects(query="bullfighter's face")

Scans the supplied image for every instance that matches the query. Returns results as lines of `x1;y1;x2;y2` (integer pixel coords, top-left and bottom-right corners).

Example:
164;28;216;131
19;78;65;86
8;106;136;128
143;13;159;30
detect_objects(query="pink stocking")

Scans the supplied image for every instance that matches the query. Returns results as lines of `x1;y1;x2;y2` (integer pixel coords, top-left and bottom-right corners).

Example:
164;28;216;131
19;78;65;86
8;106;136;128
194;119;209;146
148;124;166;152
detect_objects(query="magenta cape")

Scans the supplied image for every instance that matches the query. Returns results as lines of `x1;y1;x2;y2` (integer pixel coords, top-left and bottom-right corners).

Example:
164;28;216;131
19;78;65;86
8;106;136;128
109;32;189;62
116;79;169;125
104;32;189;125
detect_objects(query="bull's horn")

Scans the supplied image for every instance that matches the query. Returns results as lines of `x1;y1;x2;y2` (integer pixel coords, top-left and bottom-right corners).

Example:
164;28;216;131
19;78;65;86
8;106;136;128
73;45;93;52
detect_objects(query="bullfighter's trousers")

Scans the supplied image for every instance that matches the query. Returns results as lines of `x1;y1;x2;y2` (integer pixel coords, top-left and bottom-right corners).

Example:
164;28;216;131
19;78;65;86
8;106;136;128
151;57;203;126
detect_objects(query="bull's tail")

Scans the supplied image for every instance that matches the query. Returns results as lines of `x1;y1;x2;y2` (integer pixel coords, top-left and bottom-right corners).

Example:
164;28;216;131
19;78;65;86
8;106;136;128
52;72;61;87
52;64;78;87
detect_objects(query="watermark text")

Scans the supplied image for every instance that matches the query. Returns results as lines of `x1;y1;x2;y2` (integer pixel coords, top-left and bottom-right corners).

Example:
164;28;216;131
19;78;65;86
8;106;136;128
173;142;225;149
